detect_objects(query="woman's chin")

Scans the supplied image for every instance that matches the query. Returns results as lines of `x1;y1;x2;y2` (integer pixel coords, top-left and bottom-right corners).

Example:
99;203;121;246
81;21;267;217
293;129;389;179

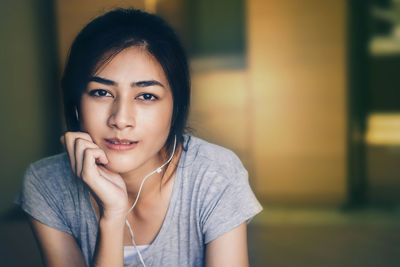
102;161;133;175
101;152;138;173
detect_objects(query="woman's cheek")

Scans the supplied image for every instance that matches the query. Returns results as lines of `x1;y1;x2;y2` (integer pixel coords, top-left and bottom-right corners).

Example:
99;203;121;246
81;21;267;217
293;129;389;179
138;104;172;131
80;101;109;136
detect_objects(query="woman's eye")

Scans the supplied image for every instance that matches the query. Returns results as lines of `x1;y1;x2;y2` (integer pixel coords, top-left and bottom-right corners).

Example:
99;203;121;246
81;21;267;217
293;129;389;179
137;93;158;101
89;89;112;97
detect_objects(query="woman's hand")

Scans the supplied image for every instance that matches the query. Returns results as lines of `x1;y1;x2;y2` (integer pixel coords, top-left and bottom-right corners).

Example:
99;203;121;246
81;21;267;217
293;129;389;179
61;132;129;220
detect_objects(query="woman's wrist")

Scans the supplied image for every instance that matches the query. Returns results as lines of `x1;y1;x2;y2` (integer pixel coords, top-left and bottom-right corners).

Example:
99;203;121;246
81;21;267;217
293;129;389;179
100;211;127;227
93;214;126;267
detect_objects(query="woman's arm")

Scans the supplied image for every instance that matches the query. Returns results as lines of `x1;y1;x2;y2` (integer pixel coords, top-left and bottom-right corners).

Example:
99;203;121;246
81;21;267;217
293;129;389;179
59;132;129;267
92;214;125;267
30;213;126;267
29;216;87;267
205;222;249;267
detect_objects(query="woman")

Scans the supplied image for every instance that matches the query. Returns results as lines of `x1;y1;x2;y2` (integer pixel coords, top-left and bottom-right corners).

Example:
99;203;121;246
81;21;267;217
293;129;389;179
17;8;262;267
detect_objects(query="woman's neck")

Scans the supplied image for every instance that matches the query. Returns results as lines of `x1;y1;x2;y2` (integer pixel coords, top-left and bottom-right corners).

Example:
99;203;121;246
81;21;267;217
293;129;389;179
121;143;181;209
121;154;165;203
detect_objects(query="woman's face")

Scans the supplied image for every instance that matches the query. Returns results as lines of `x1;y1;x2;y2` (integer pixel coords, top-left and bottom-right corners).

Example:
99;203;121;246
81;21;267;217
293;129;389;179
80;46;173;175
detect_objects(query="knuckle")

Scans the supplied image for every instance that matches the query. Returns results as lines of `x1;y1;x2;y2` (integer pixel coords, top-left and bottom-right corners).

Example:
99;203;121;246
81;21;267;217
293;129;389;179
65;132;74;142
83;147;95;157
75;137;89;150
75;138;84;146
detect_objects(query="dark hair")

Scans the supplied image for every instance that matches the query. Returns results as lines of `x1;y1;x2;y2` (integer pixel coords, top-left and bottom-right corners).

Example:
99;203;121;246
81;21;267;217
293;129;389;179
61;8;190;150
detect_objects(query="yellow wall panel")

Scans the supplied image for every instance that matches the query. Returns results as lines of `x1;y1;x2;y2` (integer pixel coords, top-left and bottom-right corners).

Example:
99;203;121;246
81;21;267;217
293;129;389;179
248;0;347;204
56;0;145;66
189;70;250;158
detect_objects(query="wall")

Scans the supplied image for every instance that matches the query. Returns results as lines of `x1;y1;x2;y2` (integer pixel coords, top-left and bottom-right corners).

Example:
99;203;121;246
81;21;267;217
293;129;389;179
56;0;146;66
248;0;347;204
0;0;61;213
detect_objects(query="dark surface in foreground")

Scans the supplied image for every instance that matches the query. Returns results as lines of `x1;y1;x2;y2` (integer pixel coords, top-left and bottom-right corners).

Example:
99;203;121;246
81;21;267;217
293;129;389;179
1;207;400;267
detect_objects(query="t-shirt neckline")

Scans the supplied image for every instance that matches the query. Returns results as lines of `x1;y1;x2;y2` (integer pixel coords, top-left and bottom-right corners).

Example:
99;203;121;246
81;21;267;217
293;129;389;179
85;138;188;262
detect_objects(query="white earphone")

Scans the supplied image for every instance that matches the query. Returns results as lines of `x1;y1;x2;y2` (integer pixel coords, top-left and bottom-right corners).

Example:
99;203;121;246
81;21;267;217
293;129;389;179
125;136;177;267
75;107;79;121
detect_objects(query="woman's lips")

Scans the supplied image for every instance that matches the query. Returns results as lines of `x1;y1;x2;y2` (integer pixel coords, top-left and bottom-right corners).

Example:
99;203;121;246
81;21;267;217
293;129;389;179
104;138;138;151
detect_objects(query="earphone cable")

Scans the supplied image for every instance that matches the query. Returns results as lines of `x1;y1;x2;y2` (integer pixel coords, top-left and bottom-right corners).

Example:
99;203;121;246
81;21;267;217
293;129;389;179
127;136;177;214
125;136;177;267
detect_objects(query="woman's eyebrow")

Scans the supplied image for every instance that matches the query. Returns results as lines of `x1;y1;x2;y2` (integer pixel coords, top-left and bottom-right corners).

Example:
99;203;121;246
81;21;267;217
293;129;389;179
89;76;115;85
89;76;164;88
131;80;164;88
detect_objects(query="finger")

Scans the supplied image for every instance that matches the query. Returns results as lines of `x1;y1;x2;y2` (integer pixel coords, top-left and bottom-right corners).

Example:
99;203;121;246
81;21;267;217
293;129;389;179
81;148;109;187
64;132;93;175
74;138;98;178
97;166;126;188
60;135;65;149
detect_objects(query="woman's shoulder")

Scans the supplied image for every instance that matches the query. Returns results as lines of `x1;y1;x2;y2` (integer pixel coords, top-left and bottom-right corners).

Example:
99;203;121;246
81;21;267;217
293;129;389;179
27;152;71;177
181;135;247;182
184;135;242;162
178;136;262;242
24;152;74;188
17;153;84;235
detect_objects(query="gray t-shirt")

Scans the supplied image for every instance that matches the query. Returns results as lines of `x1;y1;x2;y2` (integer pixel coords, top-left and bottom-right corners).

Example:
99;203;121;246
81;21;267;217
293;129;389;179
17;135;262;267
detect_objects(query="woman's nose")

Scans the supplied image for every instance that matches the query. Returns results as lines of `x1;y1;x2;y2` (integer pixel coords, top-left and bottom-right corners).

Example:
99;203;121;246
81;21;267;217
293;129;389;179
107;98;135;130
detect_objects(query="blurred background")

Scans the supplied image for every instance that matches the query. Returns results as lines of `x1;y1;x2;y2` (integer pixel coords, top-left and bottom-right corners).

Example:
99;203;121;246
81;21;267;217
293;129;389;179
1;0;400;266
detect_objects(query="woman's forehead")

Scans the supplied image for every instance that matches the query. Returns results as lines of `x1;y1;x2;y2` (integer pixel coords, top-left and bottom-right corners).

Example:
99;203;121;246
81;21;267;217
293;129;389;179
91;46;170;89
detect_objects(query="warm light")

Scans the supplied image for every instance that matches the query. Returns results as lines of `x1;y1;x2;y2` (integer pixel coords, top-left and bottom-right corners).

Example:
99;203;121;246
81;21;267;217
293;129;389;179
145;0;157;13
366;113;400;145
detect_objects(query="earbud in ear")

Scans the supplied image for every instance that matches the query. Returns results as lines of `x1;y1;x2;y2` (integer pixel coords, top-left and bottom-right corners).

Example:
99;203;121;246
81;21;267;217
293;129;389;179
75;107;79;121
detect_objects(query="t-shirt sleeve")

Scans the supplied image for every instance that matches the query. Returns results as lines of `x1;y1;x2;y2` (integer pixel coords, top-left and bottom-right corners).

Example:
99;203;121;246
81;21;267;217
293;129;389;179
200;153;263;244
15;164;72;234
